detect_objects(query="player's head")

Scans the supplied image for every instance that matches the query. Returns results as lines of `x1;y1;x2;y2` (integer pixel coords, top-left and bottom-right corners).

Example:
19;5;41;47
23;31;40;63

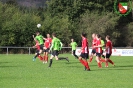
81;32;87;38
36;31;40;36
96;34;101;39
71;38;74;42
52;33;56;37
92;33;96;39
106;35;110;40
47;34;50;38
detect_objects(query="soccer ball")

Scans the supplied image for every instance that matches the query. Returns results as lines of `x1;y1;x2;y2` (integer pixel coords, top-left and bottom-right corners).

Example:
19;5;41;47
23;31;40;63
37;24;41;28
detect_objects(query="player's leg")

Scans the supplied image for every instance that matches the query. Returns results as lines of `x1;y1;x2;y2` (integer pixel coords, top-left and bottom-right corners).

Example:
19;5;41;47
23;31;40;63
89;49;96;62
33;50;40;61
73;50;78;59
54;50;59;60
100;50;105;63
45;48;49;63
96;53;102;68
83;53;90;71
48;50;55;67
106;54;114;66
105;54;109;67
79;53;90;71
43;50;46;63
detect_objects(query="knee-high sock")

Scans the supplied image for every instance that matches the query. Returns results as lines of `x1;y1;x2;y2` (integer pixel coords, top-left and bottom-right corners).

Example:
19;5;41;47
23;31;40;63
38;55;43;61
79;59;85;66
45;56;48;62
100;58;105;62
89;57;93;62
105;61;108;67
108;59;114;65
43;55;46;61
84;60;90;70
97;62;102;68
49;59;53;67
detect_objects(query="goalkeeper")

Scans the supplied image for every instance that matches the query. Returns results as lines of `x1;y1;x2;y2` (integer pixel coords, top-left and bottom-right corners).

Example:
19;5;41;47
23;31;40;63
48;33;65;67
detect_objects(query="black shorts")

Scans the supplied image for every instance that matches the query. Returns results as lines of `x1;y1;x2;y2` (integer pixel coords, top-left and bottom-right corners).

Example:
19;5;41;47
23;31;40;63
35;50;39;53
96;53;101;57
80;53;89;59
51;50;59;56
106;54;111;58
43;48;49;52
91;49;96;54
39;44;44;50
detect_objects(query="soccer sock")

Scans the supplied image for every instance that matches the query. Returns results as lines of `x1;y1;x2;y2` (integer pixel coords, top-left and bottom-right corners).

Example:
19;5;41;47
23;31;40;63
43;55;46;61
100;58;105;62
89;57;93;62
84;60;90;70
105;61;108;67
79;59;85;66
108;59;114;65
38;55;43;61
49;59;53;67
46;56;48;62
97;62;102;68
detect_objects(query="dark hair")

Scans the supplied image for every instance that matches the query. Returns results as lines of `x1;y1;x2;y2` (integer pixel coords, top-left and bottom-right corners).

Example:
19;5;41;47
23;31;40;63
106;35;110;40
97;34;101;38
52;33;56;37
82;32;87;37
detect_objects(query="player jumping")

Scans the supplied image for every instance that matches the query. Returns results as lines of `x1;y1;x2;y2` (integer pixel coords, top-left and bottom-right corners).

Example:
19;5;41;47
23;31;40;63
43;34;52;63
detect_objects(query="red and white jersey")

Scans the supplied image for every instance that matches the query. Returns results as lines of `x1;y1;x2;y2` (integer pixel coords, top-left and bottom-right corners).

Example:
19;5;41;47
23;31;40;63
92;38;97;49
96;39;102;53
44;38;52;48
106;40;112;54
35;41;40;50
81;37;89;53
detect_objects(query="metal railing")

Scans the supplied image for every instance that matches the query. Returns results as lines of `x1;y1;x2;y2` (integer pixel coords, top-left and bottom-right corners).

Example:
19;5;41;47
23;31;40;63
0;46;133;55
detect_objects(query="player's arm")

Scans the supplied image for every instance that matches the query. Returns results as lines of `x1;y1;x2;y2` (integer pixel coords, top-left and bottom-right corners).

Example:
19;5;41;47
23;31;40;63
59;41;63;50
32;35;36;41
50;40;54;51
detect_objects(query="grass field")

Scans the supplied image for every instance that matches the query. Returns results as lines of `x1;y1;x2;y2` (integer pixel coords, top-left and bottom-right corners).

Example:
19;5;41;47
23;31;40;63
0;54;133;88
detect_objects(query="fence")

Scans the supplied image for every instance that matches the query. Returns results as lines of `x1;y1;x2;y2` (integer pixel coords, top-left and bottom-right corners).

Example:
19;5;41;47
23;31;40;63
0;47;133;56
0;47;73;55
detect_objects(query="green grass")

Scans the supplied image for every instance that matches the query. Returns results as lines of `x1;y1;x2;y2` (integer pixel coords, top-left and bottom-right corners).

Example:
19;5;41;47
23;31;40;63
0;54;133;88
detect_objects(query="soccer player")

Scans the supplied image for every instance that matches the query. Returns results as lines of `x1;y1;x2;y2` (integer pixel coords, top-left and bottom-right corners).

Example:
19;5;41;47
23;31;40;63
105;35;115;67
78;33;90;71
89;33;97;62
94;34;102;68
43;34;52;63
32;35;43;61
99;36;106;63
70;38;78;59
32;31;45;61
48;33;63;67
